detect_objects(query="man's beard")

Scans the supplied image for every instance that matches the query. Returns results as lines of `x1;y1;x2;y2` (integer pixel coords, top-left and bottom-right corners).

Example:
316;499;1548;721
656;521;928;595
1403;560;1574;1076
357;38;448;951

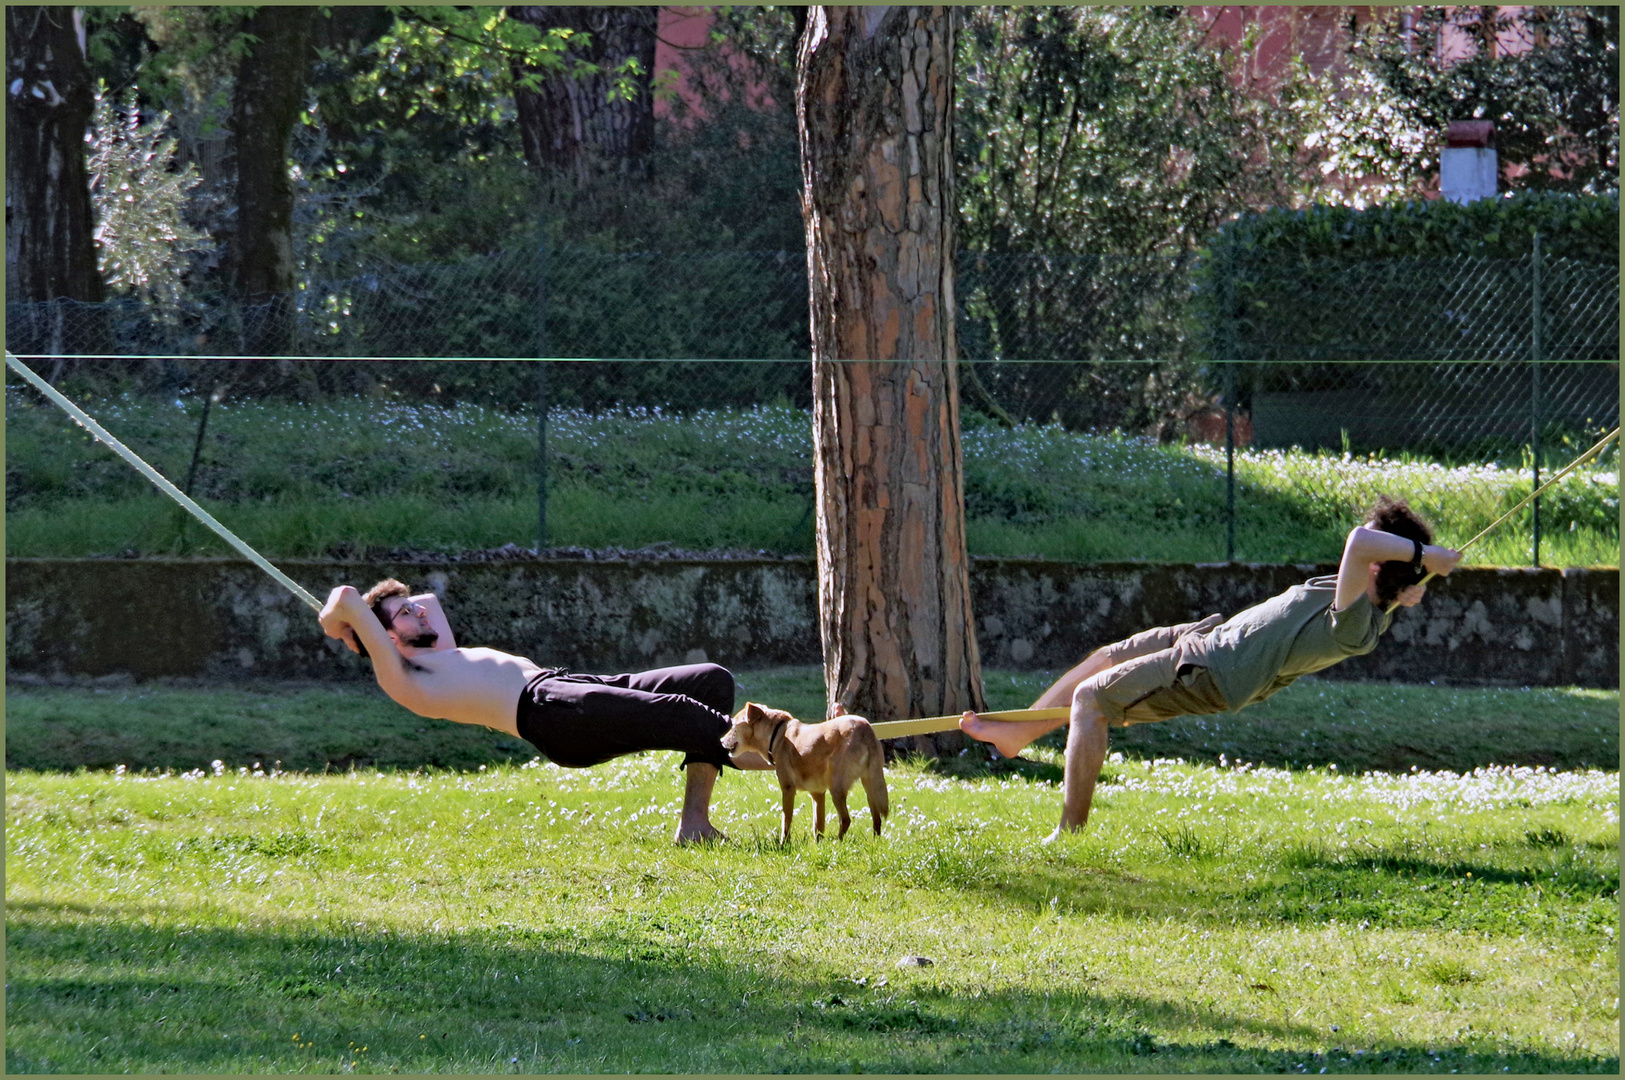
400;630;439;649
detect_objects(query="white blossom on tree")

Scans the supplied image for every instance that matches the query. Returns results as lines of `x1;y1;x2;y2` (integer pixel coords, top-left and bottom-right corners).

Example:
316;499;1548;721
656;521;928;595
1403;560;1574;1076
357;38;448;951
88;84;210;306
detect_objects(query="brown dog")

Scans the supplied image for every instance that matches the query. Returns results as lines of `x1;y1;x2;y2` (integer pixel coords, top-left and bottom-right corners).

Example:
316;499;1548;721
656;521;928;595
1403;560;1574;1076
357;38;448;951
721;702;889;843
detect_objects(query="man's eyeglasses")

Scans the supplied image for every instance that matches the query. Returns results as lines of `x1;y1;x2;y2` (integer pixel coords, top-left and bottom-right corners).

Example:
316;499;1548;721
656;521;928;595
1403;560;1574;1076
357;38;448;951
384;600;424;626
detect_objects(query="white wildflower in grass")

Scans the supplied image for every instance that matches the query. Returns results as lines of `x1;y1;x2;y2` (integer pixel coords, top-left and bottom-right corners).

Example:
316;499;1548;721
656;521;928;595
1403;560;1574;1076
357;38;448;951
1189;442;1618;552
5;394;1614;564
1102;757;1617;819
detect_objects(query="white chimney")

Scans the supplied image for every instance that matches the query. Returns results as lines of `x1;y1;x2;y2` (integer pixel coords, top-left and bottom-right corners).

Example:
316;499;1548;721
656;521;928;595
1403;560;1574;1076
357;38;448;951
1440;120;1496;204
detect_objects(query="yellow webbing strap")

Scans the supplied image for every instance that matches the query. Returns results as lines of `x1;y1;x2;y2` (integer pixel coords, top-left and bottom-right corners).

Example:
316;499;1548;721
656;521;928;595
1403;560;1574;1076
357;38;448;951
869;706;1071;741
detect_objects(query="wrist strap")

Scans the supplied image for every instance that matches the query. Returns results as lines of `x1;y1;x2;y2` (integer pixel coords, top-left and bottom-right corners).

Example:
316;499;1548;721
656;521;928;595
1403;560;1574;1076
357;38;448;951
1411;538;1425;571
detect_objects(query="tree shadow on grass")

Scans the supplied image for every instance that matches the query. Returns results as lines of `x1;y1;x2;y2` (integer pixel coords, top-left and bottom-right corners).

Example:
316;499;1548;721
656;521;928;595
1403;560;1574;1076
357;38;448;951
1234;843;1621;937
2;682;539;774
920;745;1066;786
924;689;1619;779
855;824;1617;943
6;900;1611;1074
11;676;1613;776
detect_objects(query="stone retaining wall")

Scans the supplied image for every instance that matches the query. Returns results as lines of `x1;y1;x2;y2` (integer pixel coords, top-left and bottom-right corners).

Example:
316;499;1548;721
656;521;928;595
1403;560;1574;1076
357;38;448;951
5;558;1617;687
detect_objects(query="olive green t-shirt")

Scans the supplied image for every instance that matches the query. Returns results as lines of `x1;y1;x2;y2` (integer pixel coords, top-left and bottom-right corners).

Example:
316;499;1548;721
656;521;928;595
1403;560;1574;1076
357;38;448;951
1178;575;1394;712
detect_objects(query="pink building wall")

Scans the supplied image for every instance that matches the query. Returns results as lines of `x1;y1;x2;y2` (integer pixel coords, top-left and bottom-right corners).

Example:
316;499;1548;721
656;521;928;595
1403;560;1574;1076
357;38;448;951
653;6;779;124
650;7;1546;194
654;6;1537;116
1194;6;1535;81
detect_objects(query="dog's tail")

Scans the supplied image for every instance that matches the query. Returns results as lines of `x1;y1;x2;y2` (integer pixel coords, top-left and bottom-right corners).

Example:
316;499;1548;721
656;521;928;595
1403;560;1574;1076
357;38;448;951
856;721;890;826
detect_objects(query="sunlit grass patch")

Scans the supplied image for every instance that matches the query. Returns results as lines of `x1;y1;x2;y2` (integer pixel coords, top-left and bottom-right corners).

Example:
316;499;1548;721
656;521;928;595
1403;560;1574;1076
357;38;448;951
8;394;1615;565
1192;441;1621;568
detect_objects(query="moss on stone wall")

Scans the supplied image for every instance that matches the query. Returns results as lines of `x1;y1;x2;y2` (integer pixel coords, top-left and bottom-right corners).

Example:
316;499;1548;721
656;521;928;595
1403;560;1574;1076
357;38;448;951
5;558;1616;687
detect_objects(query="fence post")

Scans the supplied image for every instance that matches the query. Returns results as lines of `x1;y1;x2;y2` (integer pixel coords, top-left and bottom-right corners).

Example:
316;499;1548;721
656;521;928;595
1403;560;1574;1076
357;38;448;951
1224;360;1236;562
536;229;549;552
1530;231;1542;567
1219;241;1237;563
183;377;218;497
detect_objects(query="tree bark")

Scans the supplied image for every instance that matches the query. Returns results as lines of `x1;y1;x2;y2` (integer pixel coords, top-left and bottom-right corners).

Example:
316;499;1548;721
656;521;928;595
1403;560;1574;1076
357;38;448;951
508;6;658;182
6;6;104;309
230;5;315;356
798;6;983;752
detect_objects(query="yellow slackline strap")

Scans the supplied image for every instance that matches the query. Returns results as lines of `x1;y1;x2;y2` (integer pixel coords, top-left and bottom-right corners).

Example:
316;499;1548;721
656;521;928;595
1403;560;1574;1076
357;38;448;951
6;352;322;611
869;706;1071;741
1384;425;1620;614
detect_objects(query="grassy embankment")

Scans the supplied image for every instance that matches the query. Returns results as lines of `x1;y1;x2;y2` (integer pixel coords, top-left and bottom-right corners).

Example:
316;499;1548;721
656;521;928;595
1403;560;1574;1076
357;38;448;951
7;395;1618;566
6;672;1618;1073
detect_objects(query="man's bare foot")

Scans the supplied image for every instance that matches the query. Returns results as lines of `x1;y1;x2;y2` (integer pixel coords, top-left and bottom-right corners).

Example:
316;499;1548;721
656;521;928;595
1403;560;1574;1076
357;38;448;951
675;763;725;843
674;819;728;845
959;710;1031;760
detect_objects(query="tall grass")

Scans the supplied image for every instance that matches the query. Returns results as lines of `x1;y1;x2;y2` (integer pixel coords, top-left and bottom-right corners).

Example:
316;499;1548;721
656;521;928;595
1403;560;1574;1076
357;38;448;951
6;392;1616;565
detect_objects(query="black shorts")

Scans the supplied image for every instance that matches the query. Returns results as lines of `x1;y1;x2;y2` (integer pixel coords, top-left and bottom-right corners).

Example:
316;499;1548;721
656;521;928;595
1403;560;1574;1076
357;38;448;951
514;662;736;771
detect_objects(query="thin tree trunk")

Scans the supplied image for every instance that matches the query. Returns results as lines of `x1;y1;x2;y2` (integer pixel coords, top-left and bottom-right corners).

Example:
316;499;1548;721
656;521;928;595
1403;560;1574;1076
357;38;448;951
231;5;314;357
6;5;107;361
508;6;658;182
799;6;983;753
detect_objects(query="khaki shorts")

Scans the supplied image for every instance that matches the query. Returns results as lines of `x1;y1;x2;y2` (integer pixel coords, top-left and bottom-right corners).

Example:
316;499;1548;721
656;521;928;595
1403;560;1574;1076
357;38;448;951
1085;615;1229;726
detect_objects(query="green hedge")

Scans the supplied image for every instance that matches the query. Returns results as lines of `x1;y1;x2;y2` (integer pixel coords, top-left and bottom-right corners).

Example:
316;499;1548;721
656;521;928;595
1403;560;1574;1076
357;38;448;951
1202;190;1619;264
1193;193;1620;374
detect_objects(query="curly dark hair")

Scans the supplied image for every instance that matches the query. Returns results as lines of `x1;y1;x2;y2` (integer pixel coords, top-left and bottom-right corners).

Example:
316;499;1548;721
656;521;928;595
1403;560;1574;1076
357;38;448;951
1364;496;1434;605
362;577;412;629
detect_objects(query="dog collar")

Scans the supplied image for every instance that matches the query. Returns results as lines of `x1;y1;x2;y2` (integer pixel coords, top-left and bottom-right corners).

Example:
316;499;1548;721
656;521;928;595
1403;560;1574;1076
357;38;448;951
765;719;789;765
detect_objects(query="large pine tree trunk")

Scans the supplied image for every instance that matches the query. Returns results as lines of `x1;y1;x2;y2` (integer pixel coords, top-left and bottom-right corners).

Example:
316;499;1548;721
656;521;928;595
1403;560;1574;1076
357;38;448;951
230;5;314;357
798;6;983;751
508;6;658;182
6;6;107;359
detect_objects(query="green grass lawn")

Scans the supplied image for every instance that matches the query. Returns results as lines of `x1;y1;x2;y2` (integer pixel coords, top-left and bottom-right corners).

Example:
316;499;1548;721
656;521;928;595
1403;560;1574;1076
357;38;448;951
7;395;1617;566
6;672;1618;1073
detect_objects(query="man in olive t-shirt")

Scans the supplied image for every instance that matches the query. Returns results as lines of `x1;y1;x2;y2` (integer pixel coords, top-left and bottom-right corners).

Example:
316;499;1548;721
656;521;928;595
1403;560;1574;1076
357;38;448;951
1189;574;1391;714
960;497;1462;840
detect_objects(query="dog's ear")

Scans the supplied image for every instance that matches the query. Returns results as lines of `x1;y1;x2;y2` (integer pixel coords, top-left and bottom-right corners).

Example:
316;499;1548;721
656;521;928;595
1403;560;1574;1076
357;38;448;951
744;701;768;723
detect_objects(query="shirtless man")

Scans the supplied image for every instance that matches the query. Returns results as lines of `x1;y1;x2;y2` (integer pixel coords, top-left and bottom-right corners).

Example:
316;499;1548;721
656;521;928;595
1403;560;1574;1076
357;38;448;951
318;578;768;843
959;497;1463;841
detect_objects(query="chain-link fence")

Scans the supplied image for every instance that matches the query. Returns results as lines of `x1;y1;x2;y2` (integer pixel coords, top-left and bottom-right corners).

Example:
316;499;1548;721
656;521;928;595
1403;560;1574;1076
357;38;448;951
1209;250;1620;365
7;240;1614;394
5;355;1617;571
6;242;1618;569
